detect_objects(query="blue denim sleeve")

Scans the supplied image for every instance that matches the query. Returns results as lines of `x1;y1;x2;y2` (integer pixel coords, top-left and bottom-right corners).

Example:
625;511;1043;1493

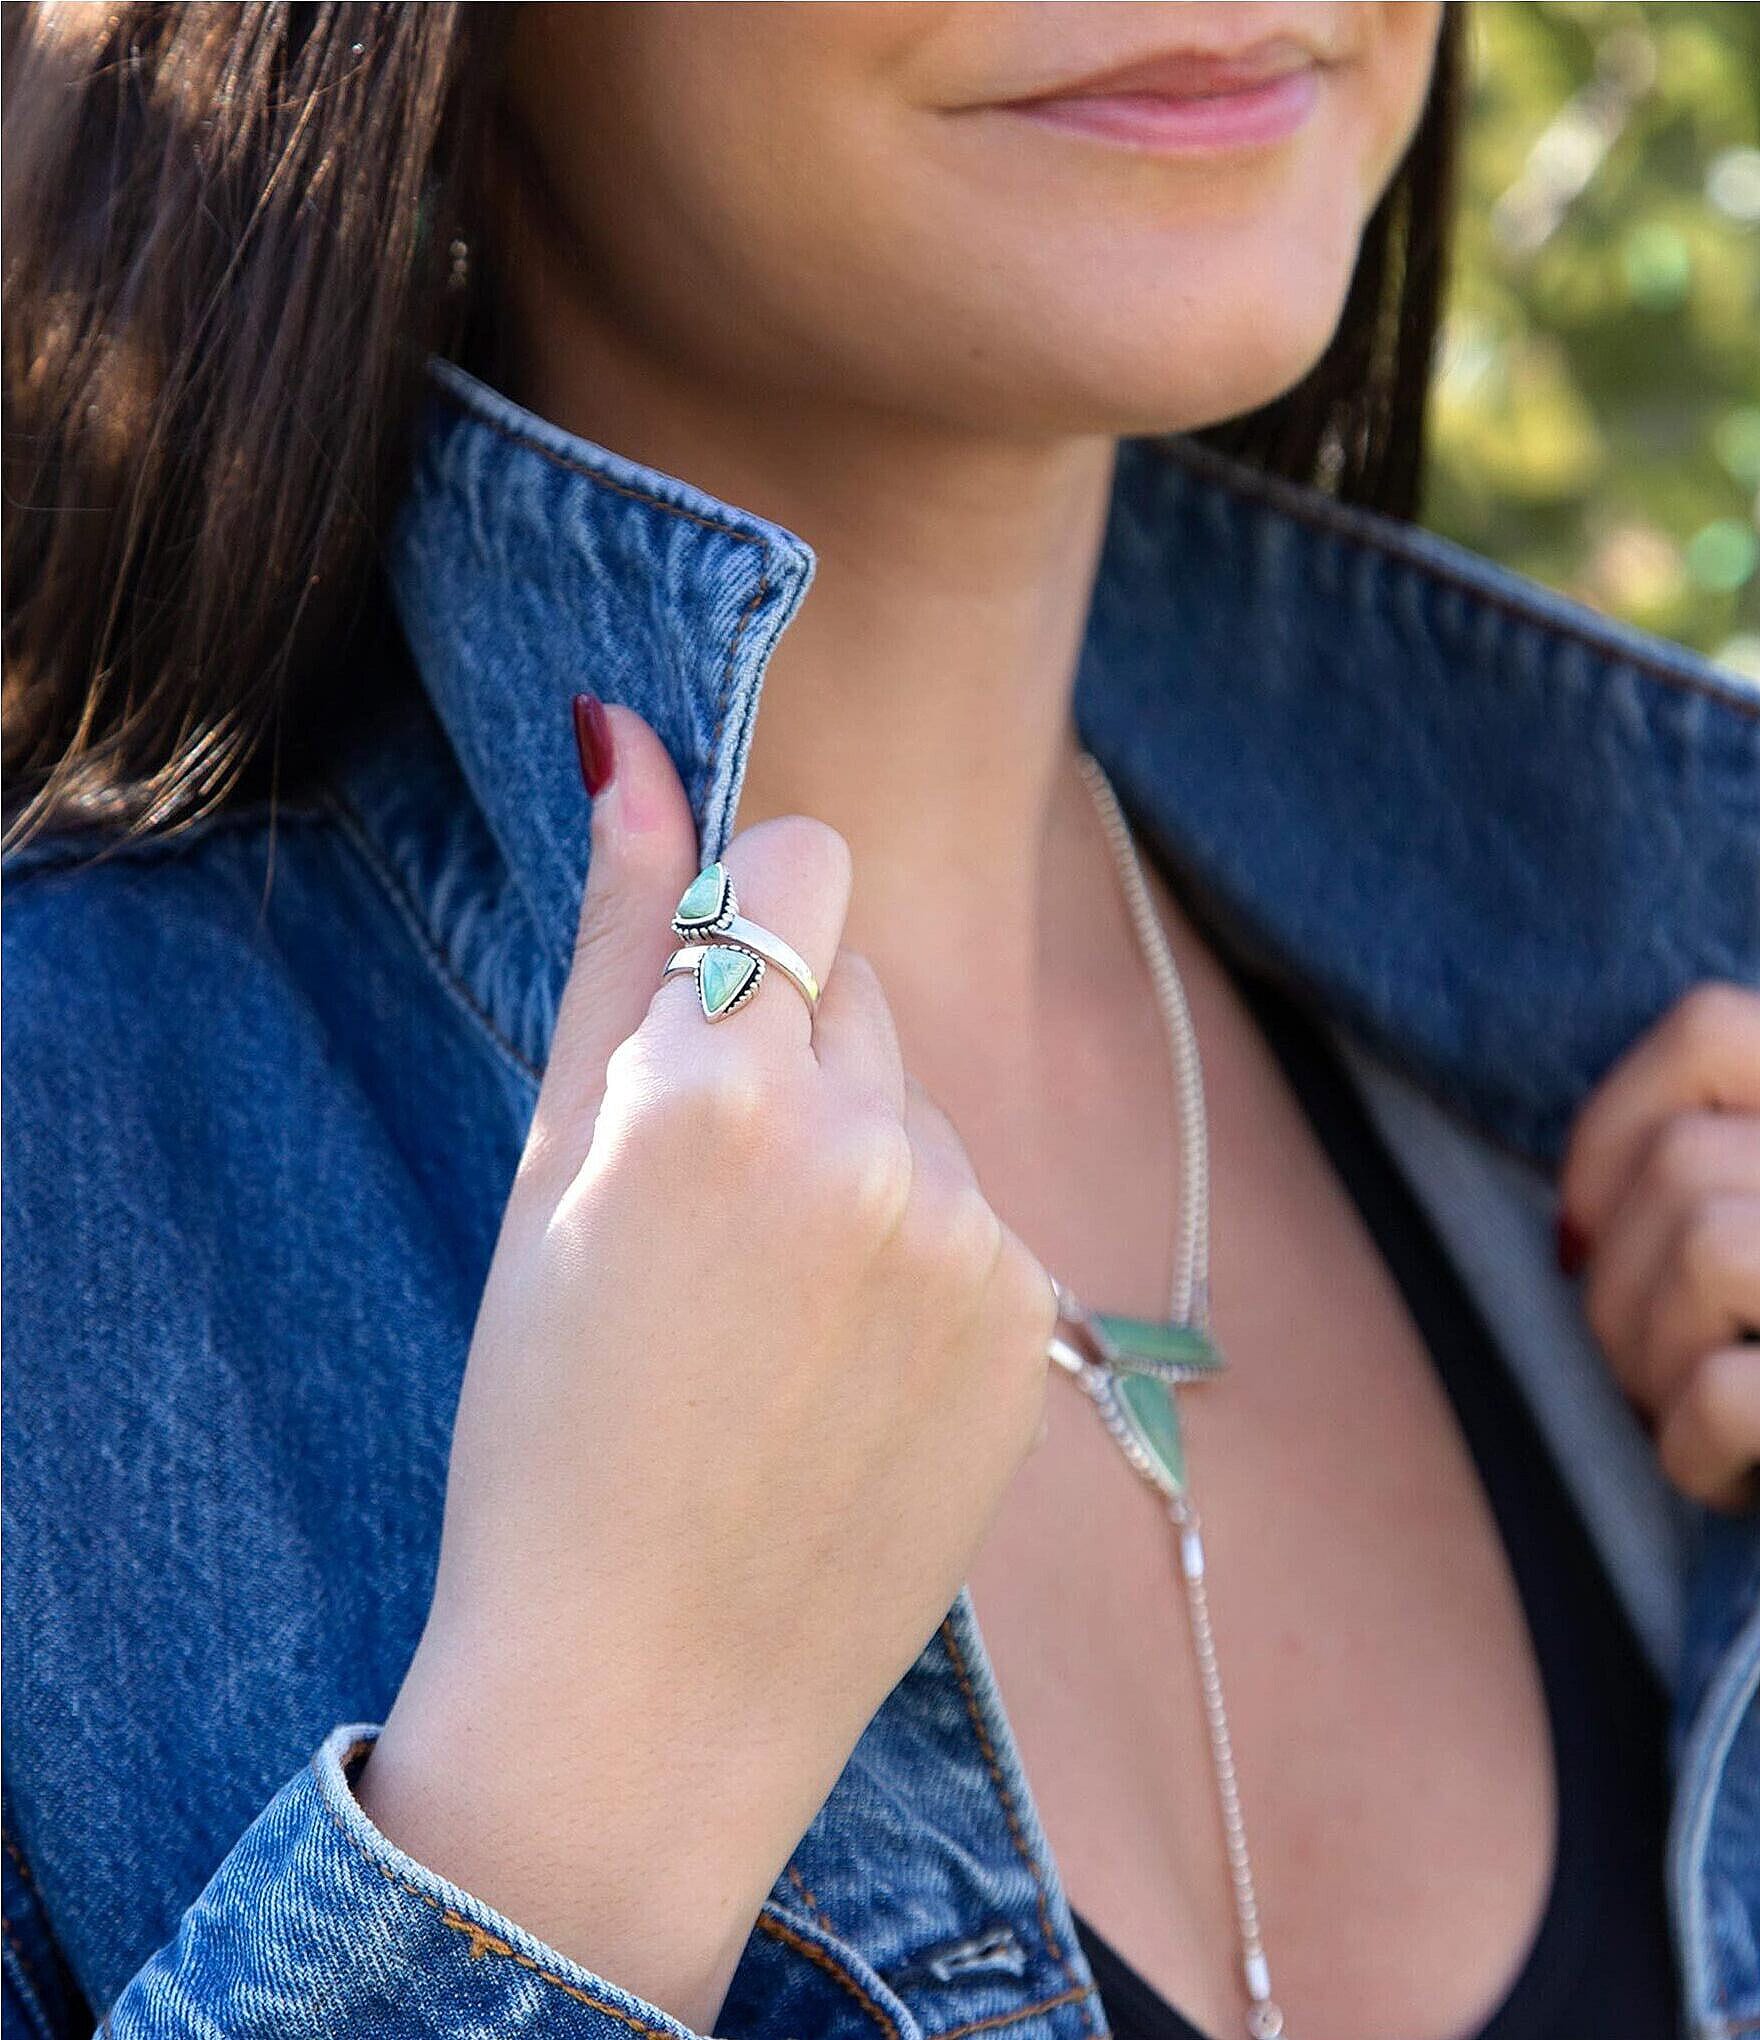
102;1726;705;2039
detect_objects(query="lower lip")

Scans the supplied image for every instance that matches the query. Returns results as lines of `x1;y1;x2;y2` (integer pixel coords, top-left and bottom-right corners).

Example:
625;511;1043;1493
1003;66;1321;154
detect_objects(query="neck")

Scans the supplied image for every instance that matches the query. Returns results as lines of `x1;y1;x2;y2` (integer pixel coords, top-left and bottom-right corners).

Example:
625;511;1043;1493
735;428;1118;995
498;208;1123;1029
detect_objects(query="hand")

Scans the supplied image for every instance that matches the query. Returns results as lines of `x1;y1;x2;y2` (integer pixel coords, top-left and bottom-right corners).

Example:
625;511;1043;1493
357;705;1056;2030
1557;982;1760;1512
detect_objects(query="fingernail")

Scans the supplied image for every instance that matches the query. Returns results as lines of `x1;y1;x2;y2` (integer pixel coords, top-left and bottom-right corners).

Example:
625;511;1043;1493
572;692;615;797
1555;1211;1589;1278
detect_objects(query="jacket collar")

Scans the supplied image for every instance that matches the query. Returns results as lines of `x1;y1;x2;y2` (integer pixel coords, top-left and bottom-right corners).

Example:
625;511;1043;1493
386;354;1760;1167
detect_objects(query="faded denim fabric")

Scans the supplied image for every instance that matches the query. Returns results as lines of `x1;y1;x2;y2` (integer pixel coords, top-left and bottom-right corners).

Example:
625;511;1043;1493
5;352;1758;2040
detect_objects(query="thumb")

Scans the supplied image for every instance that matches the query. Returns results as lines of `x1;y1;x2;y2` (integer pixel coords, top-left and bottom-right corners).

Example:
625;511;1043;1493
527;697;700;1189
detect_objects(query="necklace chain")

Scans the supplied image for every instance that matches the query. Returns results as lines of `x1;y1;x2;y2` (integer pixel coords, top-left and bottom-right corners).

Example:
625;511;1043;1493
1071;751;1287;2040
1076;754;1210;1327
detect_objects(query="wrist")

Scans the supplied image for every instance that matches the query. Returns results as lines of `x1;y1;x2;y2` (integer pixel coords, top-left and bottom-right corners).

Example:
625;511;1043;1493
355;1620;791;2032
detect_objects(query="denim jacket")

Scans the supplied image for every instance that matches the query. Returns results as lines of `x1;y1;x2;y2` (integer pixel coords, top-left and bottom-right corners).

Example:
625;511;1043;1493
5;355;1758;2040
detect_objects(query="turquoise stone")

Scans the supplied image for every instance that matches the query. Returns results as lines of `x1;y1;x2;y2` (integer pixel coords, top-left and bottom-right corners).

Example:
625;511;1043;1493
1091;1313;1225;1382
699;945;759;1018
1114;1373;1189;1496
676;863;730;929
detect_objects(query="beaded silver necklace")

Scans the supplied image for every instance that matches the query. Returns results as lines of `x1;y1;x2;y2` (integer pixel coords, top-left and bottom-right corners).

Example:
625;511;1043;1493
1045;751;1287;2040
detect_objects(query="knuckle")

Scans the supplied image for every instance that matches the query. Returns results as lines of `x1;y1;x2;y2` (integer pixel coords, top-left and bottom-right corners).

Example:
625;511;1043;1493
1000;1307;1052;1449
1007;1359;1051;1462
1662;1350;1759;1506
937;1182;1007;1289
1687;1347;1728;1415
989;1228;1058;1347
1686;1350;1744;1435
1666;980;1753;1068
618;1044;775;1158
1646;1112;1723;1199
694;1060;782;1148
824;1109;915;1240
1678;1194;1745;1290
602;1024;658;1100
891;1173;1001;1296
1019;1253;1063;1356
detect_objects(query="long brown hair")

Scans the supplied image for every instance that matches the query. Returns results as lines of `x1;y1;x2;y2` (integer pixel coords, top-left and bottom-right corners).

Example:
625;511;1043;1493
2;3;1462;853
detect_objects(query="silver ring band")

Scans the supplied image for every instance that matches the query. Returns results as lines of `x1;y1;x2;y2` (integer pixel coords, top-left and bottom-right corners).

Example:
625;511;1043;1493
703;915;820;1007
667;862;821;1021
662;926;820;1020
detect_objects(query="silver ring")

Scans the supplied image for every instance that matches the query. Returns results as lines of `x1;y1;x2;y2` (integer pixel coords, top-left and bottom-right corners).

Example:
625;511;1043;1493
667;863;821;1019
663;935;820;1023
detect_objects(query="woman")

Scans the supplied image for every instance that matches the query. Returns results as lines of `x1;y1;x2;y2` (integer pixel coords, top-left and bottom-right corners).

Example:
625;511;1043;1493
4;6;1757;2038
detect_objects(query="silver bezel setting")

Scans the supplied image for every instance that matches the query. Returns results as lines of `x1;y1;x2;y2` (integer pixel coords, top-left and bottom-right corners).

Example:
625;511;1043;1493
672;864;740;943
699;945;764;1021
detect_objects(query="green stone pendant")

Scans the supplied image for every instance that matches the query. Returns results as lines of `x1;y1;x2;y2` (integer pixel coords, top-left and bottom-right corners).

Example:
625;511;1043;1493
1113;1373;1192;1496
1089;1313;1226;1384
698;945;761;1019
675;862;733;936
1093;1317;1224;1500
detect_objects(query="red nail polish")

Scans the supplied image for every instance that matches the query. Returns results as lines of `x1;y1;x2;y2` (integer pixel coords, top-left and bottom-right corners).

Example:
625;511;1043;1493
572;692;615;796
1555;1211;1589;1278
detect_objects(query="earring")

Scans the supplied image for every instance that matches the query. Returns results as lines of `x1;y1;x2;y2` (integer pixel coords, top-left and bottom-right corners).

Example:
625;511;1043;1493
446;235;471;295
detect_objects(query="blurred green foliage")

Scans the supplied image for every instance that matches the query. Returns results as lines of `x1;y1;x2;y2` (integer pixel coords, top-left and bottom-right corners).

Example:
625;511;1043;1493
1424;1;1760;673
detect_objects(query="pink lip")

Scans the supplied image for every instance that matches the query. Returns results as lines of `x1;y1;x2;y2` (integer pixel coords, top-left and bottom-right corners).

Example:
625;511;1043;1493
994;43;1325;155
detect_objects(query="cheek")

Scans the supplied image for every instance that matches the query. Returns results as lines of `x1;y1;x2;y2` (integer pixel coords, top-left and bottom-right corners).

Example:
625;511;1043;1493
1356;3;1448;197
502;11;911;360
1141;30;1444;406
953;161;1372;431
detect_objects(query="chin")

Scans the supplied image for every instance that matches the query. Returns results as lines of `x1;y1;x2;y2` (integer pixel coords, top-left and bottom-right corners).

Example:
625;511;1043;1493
864;153;1376;439
949;247;1362;441
1102;303;1350;439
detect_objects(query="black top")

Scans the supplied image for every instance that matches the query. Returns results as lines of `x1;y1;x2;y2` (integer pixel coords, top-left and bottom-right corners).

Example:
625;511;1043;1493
1069;957;1679;2040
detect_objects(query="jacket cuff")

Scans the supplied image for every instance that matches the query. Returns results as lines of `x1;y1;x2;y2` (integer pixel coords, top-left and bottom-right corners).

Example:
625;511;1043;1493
105;1724;707;2039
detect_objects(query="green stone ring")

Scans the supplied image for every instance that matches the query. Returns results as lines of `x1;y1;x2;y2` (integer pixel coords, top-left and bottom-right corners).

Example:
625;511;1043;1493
662;866;822;1023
